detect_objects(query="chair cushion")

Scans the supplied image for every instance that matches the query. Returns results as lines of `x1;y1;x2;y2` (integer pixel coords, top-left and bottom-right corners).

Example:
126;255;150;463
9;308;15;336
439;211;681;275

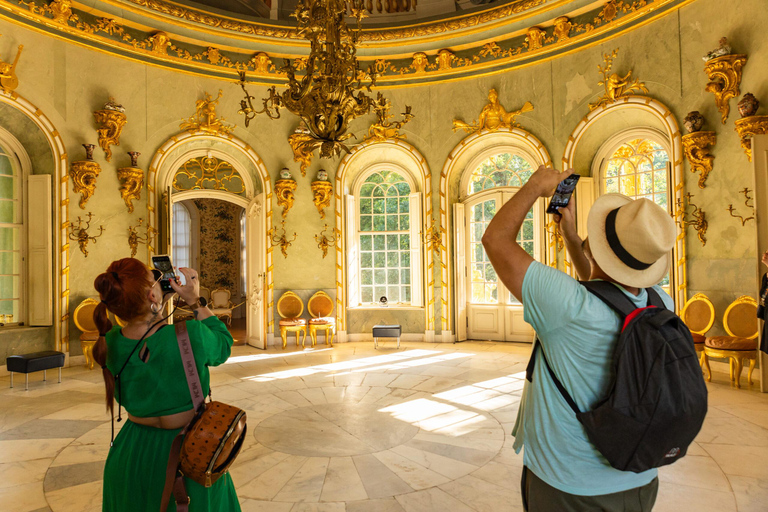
280;318;307;326
211;308;232;316
309;317;335;325
691;333;705;344
705;336;756;351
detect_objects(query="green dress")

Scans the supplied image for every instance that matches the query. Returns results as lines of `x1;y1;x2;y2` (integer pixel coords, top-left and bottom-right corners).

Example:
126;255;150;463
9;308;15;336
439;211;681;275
103;317;241;512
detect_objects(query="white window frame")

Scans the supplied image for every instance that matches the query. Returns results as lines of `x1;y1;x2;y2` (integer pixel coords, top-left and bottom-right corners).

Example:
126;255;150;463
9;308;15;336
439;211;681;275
592;128;674;296
348;163;423;308
0;131;27;326
172;202;193;271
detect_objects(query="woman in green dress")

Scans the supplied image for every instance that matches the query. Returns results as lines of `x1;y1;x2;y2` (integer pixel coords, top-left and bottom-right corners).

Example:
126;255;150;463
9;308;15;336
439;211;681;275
91;257;241;511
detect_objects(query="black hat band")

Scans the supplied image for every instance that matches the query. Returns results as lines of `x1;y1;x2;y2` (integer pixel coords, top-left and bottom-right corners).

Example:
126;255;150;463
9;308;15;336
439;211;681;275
605;208;654;271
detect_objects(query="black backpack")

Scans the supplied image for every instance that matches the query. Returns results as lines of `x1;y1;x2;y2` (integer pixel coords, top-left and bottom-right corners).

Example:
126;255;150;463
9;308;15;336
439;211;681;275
527;280;708;473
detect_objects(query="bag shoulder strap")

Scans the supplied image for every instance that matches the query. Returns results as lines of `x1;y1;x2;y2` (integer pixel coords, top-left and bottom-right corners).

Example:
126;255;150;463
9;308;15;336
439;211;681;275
581;280;642;317
175;321;205;412
532;340;581;416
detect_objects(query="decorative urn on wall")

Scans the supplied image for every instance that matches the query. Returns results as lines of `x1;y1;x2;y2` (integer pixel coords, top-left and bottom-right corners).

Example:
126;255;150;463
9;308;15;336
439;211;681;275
738;93;760;118
275;167;297;218
683;111;705;133
734;93;768;161
69;143;102;209
681;113;716;188
311;169;333;219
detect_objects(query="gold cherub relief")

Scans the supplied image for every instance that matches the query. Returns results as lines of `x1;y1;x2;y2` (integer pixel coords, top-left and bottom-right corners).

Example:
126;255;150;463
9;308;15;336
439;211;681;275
180;90;235;135
452;88;534;134
0;36;23;94
589;49;648;111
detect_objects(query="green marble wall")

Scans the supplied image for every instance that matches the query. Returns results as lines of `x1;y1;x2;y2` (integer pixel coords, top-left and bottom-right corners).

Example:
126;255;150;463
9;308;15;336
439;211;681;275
0;0;764;353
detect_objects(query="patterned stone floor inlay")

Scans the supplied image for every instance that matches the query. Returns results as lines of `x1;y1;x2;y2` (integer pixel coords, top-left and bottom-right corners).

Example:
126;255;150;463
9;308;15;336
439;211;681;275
1;341;767;511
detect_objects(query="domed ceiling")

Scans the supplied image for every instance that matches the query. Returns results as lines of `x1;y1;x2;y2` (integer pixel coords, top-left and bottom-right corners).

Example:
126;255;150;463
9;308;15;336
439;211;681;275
0;0;691;86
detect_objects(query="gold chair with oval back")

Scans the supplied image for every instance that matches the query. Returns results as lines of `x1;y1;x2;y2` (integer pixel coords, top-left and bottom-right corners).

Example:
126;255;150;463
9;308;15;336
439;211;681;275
703;295;759;388
277;291;307;349
73;298;100;369
680;293;715;372
307;291;335;347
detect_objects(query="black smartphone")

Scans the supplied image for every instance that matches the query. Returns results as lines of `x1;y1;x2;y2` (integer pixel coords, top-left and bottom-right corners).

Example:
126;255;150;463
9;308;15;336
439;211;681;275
151;255;177;293
546;173;581;214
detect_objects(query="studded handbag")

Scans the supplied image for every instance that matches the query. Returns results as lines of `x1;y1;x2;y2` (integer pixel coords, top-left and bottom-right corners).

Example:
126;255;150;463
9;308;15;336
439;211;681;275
160;321;247;512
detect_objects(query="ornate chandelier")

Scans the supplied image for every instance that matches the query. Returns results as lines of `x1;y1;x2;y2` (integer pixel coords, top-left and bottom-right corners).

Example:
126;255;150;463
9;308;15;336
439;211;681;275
238;0;378;162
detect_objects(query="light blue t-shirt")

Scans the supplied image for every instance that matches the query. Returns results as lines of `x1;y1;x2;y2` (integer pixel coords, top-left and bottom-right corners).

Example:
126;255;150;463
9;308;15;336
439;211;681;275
512;261;674;496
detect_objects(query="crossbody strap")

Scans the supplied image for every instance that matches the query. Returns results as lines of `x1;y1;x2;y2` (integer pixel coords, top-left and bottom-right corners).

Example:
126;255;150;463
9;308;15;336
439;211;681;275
175;321;205;412
532;340;581;416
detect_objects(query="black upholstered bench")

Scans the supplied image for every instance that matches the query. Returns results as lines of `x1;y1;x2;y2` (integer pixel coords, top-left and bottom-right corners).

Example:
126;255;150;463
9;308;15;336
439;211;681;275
6;351;65;391
372;325;402;349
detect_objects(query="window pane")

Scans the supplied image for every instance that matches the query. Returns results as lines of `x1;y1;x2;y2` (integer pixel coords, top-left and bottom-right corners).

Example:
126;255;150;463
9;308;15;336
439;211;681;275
361;287;373;303
360;198;372;214
0;251;19;275
360;252;372;268
172;203;192;270
0;155;14;176
467;153;534;195
361;269;373;285
360;235;372;251
360;215;372;231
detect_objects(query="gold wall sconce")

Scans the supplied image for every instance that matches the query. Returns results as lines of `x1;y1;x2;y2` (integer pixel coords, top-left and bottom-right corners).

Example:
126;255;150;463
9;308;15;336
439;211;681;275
314;224;337;258
69;143;101;209
364;93;414;143
311;170;333;219
422;217;445;254
116;151;144;213
727;188;755;226
275;168;297;219
545;220;565;251
703;39;747;124
675;193;708;246
127;218;156;258
269;220;297;258
0;36;23;94
93;98;127;162
681;113;716;189
68;212;104;257
734;98;768;161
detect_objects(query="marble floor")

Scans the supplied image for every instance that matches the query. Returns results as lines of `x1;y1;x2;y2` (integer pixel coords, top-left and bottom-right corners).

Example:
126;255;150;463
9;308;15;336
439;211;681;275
1;340;767;512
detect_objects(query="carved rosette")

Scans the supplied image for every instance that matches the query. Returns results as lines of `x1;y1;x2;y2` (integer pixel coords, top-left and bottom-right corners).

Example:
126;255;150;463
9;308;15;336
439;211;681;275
93;109;127;162
734;115;768;162
681;131;716;188
704;54;748;124
116;166;144;213
311;180;333;219
275;178;297;218
69;160;102;209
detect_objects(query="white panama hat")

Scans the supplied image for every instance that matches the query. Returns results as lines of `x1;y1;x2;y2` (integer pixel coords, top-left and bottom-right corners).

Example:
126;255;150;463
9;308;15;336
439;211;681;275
586;193;676;289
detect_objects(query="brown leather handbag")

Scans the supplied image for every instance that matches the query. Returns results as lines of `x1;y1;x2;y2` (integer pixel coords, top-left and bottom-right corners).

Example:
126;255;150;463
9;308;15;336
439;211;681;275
160;322;247;512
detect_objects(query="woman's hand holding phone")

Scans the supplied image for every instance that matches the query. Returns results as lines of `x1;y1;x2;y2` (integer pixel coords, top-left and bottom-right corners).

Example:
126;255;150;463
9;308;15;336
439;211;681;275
170;267;201;305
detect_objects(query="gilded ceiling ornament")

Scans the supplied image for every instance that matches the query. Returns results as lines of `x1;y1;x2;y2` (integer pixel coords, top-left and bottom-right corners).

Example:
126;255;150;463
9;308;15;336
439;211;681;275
148;32;171;54
287;121;315;177
93;98;127;162
704;53;748;124
204;47;221;65
589;49;648;111
311;170;333;219
525;27;545;51
179;90;235;135
69;144;101;209
412;52;429;74
674;193;707;246
116;151;144;213
452;88;533;134
68;212;104;257
681;131;716;189
726;188;754;226
173;155;245;193
553;16;572;42
275;168;297;218
364;93;414;142
0;38;22;94
734;115;768;162
437;50;454;71
597;0;619;23
250;52;272;74
240;0;379;163
49;0;73;24
127;218;156;258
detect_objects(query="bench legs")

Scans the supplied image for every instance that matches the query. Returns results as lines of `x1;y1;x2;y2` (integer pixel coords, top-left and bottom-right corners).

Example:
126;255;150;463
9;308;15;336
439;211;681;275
9;371;12;389
25;374;28;391
9;368;63;390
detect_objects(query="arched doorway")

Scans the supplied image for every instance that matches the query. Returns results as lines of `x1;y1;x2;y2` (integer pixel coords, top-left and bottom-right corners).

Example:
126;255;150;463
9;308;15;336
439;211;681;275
148;137;271;348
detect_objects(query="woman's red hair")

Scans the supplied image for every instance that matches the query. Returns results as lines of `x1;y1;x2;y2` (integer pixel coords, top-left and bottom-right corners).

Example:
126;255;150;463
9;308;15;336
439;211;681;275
92;258;153;413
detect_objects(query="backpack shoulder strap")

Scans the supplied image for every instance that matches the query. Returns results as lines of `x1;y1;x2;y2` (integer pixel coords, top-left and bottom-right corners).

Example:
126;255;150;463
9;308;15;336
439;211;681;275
580;280;638;318
646;287;665;308
533;340;581;416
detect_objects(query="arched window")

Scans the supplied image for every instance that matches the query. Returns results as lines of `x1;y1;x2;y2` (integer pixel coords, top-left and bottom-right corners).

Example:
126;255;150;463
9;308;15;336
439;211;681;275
348;166;422;307
172;202;192;270
467;153;533;194
597;135;672;292
0;142;23;323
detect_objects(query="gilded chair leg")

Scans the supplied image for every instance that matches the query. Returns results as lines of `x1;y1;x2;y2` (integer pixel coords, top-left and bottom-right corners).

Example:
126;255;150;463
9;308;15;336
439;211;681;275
747;357;756;386
729;358;734;381
310;329;317;347
281;328;288;349
733;357;743;388
327;329;334;347
702;353;711;382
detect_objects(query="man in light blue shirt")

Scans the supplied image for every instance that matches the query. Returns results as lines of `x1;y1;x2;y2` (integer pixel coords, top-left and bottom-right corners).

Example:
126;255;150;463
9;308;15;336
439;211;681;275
482;165;676;511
